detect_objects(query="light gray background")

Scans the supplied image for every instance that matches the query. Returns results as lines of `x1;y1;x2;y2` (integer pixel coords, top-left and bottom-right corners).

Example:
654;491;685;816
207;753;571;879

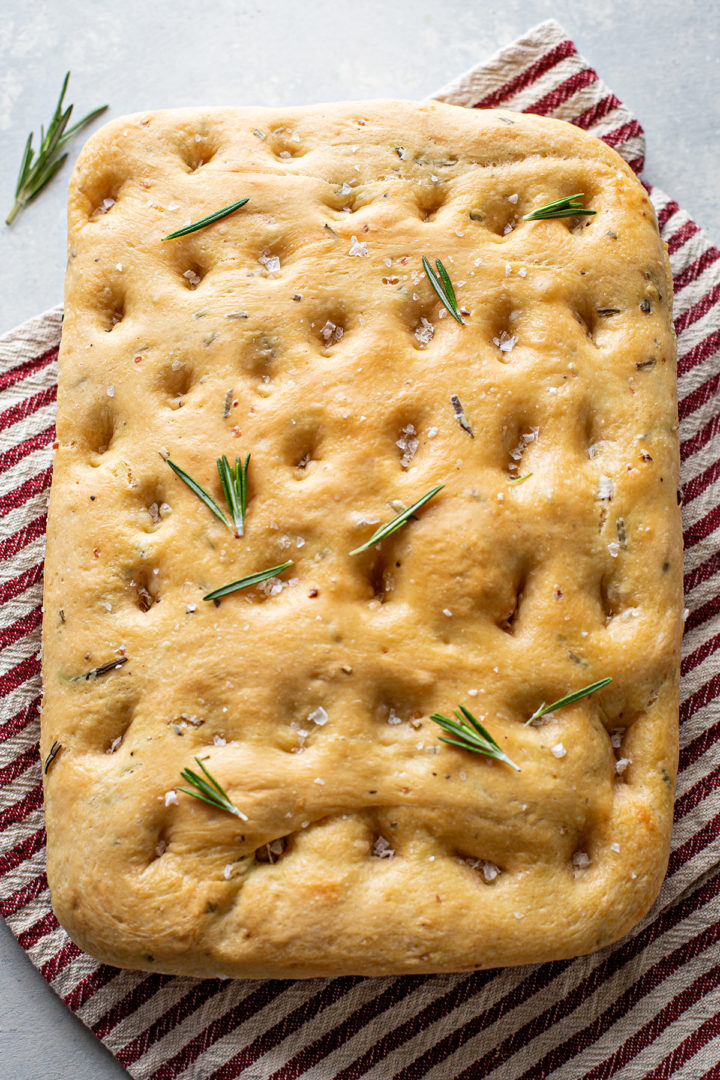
0;2;718;1078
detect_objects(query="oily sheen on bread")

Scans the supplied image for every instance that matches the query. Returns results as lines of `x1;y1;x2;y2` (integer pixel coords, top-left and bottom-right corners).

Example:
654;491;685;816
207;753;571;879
41;100;682;978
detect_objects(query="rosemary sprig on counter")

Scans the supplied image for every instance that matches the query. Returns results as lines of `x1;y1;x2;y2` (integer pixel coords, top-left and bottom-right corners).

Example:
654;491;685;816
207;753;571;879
203;561;293;602
166;454;250;536
422;257;465;325
349;485;444;556
523;194;596;221
162;198;249;241
524;677;612;726
430;706;520;771
6;72;108;225
178;757;248;819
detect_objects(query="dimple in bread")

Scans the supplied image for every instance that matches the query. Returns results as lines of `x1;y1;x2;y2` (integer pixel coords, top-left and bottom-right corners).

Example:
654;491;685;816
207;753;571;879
41;100;682;978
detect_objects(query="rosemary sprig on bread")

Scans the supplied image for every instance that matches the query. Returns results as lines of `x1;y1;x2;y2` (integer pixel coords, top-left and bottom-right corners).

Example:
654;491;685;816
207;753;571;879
524;678;612;725
422;257;465;324
166;454;251;536
430;706;520;771
177;757;248;819
523;193;596;221
349;485;444;555
203;562;293;602
161;198;250;241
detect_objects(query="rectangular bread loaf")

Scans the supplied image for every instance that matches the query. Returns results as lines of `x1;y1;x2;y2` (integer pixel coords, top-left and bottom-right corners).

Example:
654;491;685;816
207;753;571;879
41;100;682;978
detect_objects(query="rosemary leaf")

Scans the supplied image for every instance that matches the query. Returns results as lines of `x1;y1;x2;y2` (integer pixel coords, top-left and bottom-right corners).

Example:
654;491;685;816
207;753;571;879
166;457;231;529
450;394;474;438
523;193;596;221
177;756;248;819
44;741;62;775
75;656;128;681
203;561;293;602
349;485;444;556
508;472;533;485
430;705;520;771
422;257;465;325
162;198;249;241
6;72;108;225
525;677;612;726
217;453;250;537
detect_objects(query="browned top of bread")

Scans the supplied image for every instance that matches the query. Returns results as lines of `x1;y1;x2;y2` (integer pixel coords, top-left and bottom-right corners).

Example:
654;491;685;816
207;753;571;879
42;99;681;978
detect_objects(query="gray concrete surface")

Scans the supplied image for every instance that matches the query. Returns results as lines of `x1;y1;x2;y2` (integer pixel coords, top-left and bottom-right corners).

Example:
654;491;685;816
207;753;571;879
0;2;718;1077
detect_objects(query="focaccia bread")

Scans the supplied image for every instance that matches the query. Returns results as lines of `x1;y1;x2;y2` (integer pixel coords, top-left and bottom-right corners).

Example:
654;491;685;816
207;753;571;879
41;100;682;978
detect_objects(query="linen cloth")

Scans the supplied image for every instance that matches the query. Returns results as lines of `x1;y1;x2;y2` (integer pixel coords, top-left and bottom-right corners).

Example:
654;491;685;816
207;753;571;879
2;19;719;1079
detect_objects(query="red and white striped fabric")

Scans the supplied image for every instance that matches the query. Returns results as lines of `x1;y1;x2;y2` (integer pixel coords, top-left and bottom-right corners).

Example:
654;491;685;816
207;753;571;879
2;19;719;1079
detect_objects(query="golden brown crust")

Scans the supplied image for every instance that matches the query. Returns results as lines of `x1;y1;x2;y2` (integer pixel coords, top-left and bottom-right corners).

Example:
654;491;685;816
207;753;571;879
41;100;681;978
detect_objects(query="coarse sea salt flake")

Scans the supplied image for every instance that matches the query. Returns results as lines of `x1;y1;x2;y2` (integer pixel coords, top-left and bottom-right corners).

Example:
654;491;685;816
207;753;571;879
164;790;179;806
414;316;434;345
258;252;280;274
396;424;419;468
427;426;438;439
213;735;226;746
572;851;591;870
106;385;115;397
372;836;394;858
482;861;500;882
493;330;517;353
308;706;329;726
223;864;234;879
313;776;325;785
348;235;368;257
616;757;631;774
321;320;344;344
551;743;566;758
597;475;614;500
608;541;620;557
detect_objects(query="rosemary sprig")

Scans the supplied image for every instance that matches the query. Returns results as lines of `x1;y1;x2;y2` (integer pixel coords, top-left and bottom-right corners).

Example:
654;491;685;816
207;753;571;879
422;257;465;325
524;677;612;726
161;198;249;241
523;193;596;221
203;561;293;602
430;706;520;771
177;756;248;819
349;485;444;556
6;72;108;226
166;454;251;536
166;457;230;528
44;741;62;775
217;454;250;537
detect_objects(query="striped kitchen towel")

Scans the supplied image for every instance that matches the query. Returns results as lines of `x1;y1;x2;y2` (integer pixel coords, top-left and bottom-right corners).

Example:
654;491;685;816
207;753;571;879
2;18;719;1080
